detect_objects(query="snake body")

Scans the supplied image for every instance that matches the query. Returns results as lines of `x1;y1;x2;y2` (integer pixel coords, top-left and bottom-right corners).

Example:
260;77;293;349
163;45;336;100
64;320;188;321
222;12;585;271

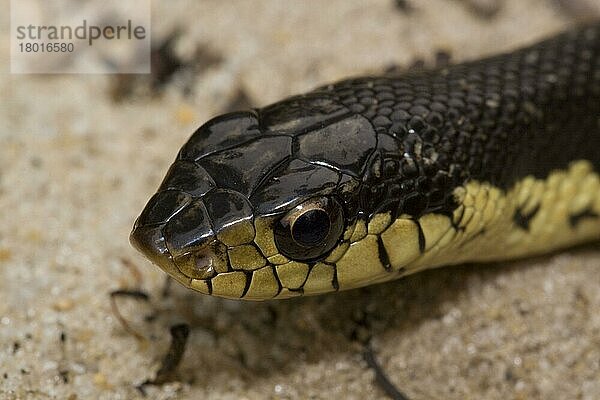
131;24;600;300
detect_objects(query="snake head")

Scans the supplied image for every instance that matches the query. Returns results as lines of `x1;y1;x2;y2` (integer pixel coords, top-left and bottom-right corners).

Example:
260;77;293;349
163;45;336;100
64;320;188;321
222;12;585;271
130;98;381;299
130;111;263;287
133;24;600;300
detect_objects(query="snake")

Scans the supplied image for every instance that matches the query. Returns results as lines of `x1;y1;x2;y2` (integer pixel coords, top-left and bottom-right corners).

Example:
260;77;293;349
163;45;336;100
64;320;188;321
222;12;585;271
131;24;600;301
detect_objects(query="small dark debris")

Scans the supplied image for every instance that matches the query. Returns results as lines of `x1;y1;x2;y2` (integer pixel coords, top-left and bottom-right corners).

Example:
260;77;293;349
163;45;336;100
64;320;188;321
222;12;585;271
144;313;158;323
136;384;148;397
459;0;505;19
265;304;279;325
3;373;7;379
574;287;590;306
363;345;410;400
111;289;150;301
384;64;403;75
350;300;411;399
236;348;248;369
150;32;184;90
58;330;70;384
504;367;517;383
392;0;414;13
408;58;426;71
385;49;452;76
434;49;452;68
384;59;425;76
138;324;191;389
110;31;224;101
110;31;186;100
109;289;152;341
120;257;144;288
350;309;372;344
110;75;140;101
189;45;225;79
12;341;20;354
30;157;43;168
59;369;69;384
161;276;173;299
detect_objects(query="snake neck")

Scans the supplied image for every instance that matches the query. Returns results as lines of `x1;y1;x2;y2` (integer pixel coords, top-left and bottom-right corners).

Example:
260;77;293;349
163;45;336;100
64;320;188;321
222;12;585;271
318;24;600;223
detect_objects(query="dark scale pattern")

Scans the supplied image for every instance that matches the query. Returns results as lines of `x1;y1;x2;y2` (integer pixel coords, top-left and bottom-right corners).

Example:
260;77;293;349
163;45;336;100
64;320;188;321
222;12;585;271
318;24;600;219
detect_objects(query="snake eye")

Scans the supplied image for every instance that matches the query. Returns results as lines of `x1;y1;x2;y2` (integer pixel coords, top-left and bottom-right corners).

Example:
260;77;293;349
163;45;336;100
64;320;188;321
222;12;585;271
274;197;344;261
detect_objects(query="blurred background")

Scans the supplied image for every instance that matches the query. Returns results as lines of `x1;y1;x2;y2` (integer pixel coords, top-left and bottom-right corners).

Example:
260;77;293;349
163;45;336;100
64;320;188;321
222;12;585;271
1;1;599;399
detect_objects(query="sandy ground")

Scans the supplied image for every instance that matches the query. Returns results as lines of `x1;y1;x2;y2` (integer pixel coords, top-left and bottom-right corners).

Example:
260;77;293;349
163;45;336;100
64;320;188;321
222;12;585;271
1;0;600;399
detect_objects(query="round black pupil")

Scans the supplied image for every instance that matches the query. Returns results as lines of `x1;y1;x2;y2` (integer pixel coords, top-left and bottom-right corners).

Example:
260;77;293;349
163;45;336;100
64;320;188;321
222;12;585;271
292;209;330;247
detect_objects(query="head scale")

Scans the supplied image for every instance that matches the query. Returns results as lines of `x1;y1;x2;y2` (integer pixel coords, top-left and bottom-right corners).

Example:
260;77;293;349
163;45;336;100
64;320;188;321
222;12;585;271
131;91;451;300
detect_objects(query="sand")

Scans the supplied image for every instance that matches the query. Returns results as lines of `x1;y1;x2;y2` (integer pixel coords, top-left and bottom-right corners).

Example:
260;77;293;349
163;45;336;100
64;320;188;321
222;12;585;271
1;0;599;399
